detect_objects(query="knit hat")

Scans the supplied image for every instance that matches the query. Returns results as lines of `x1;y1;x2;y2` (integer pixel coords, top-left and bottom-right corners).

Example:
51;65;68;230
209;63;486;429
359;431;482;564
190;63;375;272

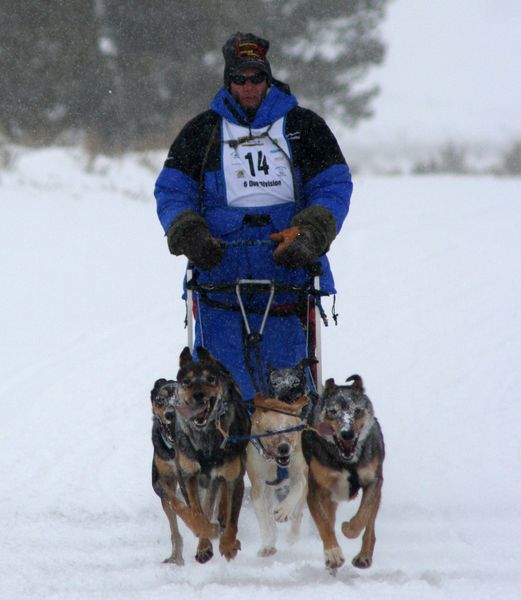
222;32;272;86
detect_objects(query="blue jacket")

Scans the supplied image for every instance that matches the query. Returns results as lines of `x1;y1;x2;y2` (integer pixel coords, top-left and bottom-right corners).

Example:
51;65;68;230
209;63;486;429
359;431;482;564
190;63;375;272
155;84;352;300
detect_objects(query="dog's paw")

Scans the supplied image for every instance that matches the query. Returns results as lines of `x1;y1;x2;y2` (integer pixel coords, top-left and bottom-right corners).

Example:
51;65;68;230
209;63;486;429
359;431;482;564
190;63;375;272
273;506;289;523
324;546;345;575
352;553;372;569
195;539;214;564
258;545;277;557
341;519;362;539
162;554;185;566
274;499;296;523
220;538;241;561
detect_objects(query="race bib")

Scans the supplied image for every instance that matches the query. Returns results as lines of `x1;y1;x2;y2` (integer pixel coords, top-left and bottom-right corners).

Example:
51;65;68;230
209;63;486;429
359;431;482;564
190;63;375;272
222;117;295;207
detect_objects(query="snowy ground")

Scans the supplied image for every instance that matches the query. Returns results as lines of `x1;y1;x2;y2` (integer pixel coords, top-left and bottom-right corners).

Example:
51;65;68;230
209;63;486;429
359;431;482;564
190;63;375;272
1;148;520;599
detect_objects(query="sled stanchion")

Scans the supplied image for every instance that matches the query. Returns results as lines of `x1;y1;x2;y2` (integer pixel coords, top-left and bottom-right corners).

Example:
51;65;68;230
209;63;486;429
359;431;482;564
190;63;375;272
314;273;323;394
235;280;275;338
186;262;194;350
235;280;276;396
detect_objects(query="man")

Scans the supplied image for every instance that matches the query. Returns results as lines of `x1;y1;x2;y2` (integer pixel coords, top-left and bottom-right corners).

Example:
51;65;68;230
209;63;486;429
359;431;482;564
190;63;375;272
155;32;352;400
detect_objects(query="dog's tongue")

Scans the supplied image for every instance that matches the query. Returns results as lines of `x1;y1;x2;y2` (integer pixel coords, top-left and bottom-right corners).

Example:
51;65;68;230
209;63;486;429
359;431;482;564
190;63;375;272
316;422;335;436
174;403;207;419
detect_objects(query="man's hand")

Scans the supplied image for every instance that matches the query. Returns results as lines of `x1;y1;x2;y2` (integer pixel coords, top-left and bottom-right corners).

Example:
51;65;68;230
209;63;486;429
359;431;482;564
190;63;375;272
166;212;224;271
271;205;337;270
271;226;321;269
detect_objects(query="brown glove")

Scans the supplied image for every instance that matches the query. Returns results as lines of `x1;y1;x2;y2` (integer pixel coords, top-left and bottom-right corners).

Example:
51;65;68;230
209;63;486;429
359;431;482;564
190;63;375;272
270;226;318;269
270;206;337;269
166;211;224;271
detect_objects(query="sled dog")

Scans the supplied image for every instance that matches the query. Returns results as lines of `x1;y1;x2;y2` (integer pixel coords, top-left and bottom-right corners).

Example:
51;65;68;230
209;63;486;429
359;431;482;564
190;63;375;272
302;375;385;573
171;346;250;562
267;357;317;404
150;378;186;565
246;394;309;556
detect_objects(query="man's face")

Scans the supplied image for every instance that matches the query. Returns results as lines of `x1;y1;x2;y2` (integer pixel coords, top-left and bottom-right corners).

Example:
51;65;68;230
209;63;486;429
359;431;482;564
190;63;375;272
229;68;269;112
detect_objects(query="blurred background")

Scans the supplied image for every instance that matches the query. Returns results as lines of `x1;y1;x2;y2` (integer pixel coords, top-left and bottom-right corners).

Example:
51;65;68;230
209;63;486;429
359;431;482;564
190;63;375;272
1;0;520;174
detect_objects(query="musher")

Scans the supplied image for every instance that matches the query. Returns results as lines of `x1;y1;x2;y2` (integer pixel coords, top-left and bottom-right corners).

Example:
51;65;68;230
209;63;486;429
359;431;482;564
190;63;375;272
154;32;352;400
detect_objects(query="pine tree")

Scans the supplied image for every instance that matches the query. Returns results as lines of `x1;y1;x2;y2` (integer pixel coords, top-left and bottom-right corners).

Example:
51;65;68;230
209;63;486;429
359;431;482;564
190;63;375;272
0;0;389;149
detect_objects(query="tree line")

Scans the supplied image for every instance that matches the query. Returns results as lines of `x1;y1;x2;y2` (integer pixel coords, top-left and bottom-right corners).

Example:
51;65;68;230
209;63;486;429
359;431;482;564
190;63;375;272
0;0;389;152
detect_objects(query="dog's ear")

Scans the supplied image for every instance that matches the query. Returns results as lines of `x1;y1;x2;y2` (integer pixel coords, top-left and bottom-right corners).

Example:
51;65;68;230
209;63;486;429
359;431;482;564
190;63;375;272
346;374;365;393
196;346;214;363
179;346;192;367
324;377;336;390
297;357;318;370
151;378;168;400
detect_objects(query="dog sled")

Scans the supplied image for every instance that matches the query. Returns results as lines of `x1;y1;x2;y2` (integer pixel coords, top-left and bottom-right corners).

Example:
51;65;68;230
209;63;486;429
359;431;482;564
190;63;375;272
184;257;332;396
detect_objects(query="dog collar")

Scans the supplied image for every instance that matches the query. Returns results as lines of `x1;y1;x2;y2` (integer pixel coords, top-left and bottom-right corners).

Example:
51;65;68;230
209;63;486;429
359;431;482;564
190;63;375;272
266;465;289;486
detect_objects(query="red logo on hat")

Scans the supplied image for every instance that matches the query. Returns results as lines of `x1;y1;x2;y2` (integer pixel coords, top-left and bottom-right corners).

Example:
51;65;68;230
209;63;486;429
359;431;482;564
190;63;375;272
235;41;266;62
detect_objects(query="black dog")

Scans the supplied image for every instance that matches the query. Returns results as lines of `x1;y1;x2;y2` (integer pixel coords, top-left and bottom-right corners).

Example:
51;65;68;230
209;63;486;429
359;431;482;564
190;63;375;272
170;346;251;563
302;375;385;574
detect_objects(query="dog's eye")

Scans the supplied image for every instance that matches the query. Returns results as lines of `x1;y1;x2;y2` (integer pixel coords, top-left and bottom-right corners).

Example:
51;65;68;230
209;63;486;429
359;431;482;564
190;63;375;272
326;408;338;418
206;375;217;386
181;378;190;388
354;408;364;418
155;397;166;406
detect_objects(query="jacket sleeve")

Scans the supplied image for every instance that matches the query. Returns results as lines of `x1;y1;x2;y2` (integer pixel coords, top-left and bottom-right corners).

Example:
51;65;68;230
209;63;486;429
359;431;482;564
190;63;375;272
154;111;219;232
289;108;353;235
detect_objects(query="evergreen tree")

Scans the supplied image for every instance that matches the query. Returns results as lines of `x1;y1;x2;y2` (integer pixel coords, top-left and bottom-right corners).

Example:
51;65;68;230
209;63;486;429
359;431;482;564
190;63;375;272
0;0;389;149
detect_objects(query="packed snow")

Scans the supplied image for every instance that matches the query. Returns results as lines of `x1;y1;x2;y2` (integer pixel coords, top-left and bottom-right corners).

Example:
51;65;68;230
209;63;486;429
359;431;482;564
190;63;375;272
1;147;520;599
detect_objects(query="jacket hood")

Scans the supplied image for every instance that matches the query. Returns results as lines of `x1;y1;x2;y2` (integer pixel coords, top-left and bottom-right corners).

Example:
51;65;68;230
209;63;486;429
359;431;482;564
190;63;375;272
210;82;298;128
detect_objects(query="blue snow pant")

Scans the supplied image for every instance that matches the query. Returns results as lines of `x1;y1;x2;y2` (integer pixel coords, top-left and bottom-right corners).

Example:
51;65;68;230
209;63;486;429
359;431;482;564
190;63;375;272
193;299;308;401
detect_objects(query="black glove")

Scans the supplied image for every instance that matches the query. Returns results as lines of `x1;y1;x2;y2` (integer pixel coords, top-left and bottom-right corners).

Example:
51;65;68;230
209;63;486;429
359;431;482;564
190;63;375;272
271;205;337;270
166;211;224;271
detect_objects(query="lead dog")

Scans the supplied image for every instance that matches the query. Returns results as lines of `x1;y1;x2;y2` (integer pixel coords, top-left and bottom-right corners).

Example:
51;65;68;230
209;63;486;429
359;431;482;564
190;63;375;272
246;394;309;556
302;375;385;574
172;346;251;562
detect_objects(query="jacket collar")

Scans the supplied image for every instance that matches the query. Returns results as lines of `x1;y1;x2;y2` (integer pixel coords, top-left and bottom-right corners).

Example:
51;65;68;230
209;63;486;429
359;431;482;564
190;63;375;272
210;83;298;129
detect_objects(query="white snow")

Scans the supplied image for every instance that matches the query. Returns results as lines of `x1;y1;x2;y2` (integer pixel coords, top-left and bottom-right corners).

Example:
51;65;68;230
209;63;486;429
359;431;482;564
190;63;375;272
1;148;520;599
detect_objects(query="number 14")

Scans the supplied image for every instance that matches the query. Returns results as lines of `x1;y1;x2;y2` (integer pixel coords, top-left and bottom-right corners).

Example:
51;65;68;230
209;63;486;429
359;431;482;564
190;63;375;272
245;151;270;176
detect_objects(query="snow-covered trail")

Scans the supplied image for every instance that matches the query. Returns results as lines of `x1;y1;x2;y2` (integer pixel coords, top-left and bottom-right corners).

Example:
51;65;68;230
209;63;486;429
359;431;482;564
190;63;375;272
1;151;520;599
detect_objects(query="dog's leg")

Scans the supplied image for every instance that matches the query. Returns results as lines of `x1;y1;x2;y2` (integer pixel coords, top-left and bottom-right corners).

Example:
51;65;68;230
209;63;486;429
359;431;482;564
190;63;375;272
341;477;381;538
176;453;219;541
251;478;277;556
307;468;344;574
342;477;382;568
160;496;185;565
274;466;307;524
287;475;307;545
218;456;244;561
195;479;221;564
163;491;215;541
183;475;220;542
153;461;185;565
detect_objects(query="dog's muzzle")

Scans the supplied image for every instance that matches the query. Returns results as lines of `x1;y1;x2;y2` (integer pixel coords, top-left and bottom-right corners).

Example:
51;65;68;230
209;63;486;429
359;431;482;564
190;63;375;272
174;395;217;428
275;441;291;467
335;430;357;460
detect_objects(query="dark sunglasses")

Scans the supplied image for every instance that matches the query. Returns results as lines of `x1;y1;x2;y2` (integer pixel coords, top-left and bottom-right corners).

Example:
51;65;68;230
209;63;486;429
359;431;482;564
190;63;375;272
230;72;267;85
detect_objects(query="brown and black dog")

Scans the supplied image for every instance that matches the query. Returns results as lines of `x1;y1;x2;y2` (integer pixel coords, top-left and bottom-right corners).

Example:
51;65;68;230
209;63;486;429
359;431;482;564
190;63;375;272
167;346;251;563
150;378;185;564
151;377;222;564
302;375;385;574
